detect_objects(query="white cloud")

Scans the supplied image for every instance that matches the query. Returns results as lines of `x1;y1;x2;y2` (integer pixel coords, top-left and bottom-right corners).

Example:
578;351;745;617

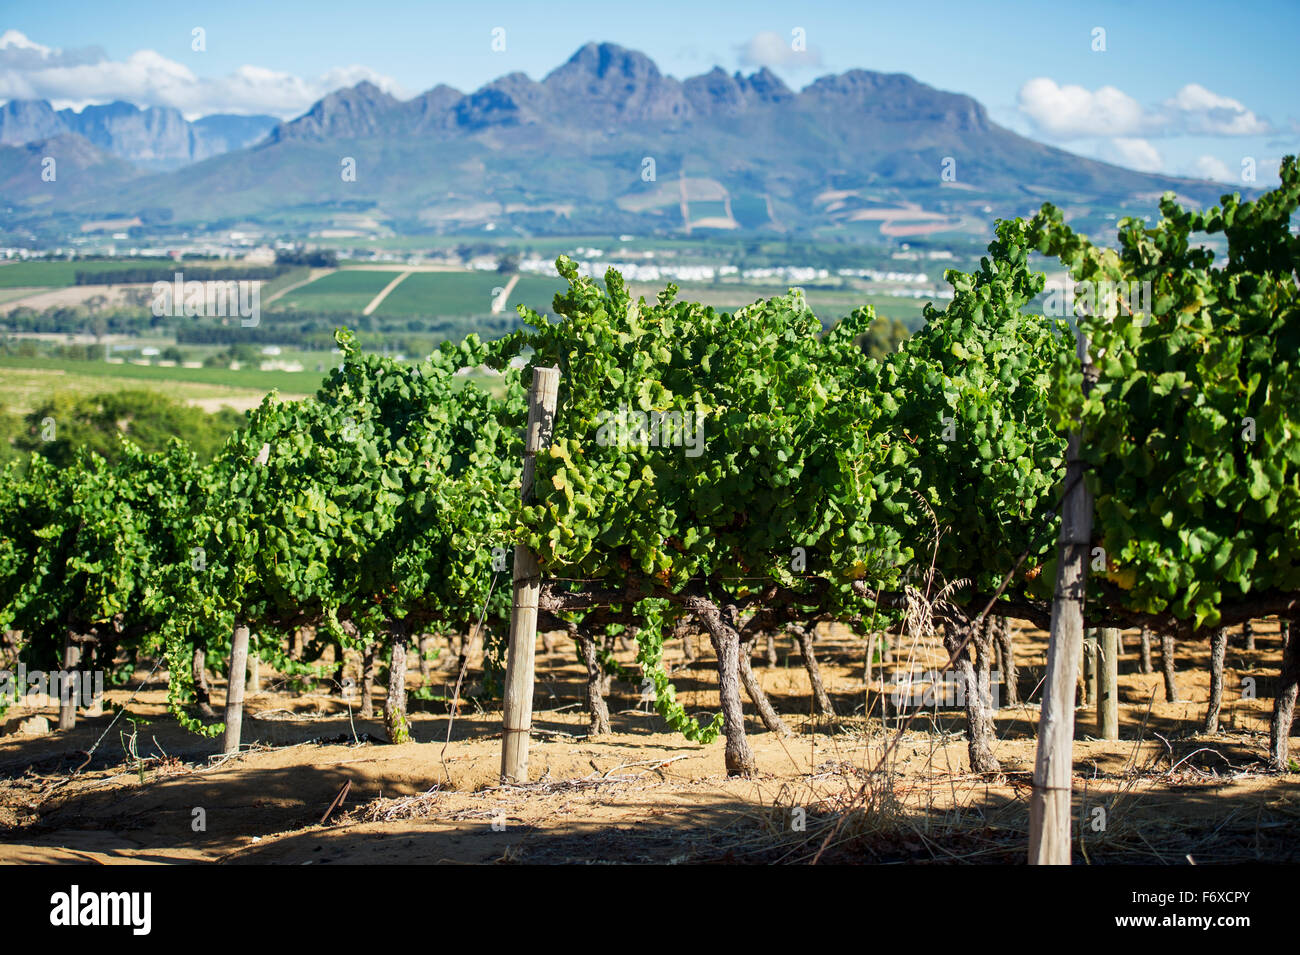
1188;155;1234;182
1017;78;1145;138
736;31;823;70
0;30;402;119
1163;83;1270;136
1098;137;1163;173
1018;77;1272;140
0;28;106;70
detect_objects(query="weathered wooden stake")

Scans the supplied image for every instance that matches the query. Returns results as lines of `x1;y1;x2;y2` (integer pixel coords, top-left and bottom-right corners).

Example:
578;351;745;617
85;647;104;717
59;629;80;731
1098;627;1119;740
1029;331;1094;866
1204;627;1227;734
500;365;560;784
222;624;250;755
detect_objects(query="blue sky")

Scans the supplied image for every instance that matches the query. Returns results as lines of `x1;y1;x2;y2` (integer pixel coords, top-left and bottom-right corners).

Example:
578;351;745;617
3;0;1296;183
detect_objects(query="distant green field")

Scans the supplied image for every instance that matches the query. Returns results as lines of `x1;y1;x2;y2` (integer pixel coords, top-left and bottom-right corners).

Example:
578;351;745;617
0;356;506;414
622;282;929;329
0;356;326;395
511;276;567;316
0;366;289;416
730;196;770;230
375;272;566;318
689;201;730;221
269;269;395;313
0;260;169;288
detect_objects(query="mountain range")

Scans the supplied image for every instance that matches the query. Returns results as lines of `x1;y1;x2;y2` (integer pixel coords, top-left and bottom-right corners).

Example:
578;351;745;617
0;99;277;170
0;42;1234;240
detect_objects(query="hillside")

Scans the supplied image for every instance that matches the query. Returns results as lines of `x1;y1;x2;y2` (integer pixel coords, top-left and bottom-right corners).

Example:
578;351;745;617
0;42;1233;238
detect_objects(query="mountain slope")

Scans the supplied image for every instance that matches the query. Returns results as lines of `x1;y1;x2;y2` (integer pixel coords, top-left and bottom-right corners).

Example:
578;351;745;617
0;133;140;202
0;99;277;170
1;43;1234;237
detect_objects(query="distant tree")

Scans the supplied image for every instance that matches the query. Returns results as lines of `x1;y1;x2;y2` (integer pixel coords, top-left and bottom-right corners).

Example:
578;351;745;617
851;311;911;359
0;408;23;465
14;390;244;466
275;248;338;268
203;343;259;367
496;251;520;274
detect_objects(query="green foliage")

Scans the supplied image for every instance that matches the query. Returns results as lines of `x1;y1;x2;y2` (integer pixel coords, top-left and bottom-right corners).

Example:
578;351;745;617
881;218;1072;591
2;158;1297;745
1031;156;1300;627
11;389;244;467
495;256;904;602
160;328;525;735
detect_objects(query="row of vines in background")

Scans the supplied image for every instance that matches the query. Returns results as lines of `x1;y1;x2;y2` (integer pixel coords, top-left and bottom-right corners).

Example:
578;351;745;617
0;158;1297;778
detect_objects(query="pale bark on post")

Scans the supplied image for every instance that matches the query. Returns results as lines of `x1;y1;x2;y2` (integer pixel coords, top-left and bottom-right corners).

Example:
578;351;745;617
85;646;104;717
246;652;260;694
1098;627;1119;741
500;365;560;784
1028;330;1094;866
221;624;250;755
59;630;80;731
1242;619;1255;652
1204;627;1227;735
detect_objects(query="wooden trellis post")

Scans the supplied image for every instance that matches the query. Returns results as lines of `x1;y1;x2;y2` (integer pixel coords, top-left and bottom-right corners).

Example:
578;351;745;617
223;443;268;756
59;629;80;731
1098;627;1119;740
1029;331;1095;865
222;624;250;755
500;365;560;784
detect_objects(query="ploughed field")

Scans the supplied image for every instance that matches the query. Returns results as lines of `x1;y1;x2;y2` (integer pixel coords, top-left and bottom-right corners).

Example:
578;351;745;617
0;621;1295;864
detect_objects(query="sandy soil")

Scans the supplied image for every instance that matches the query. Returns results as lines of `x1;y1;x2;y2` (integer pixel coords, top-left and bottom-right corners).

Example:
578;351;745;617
0;284;154;314
0;621;1295;865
